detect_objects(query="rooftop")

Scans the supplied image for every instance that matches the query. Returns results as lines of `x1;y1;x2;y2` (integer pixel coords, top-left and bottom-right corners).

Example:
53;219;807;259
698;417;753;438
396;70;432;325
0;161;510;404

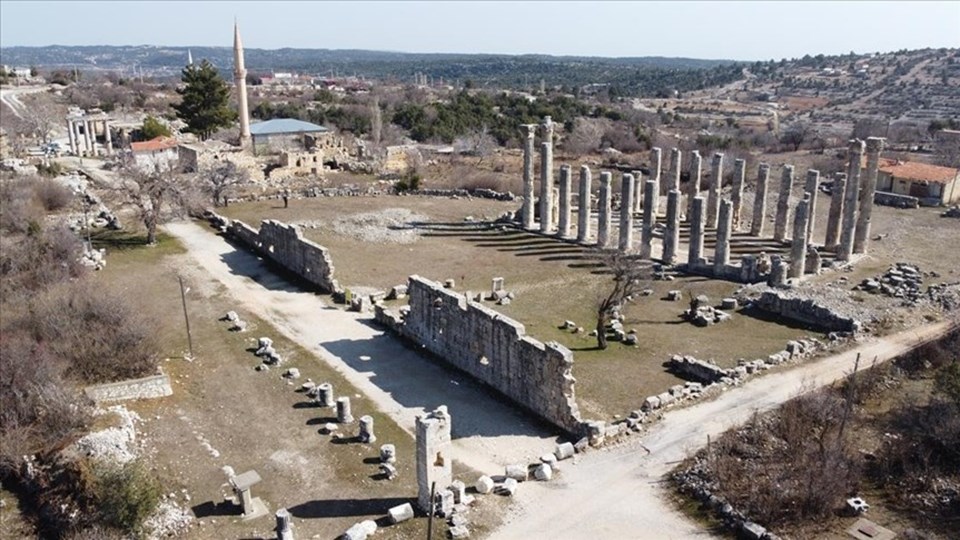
249;118;330;137
875;158;959;185
130;136;178;153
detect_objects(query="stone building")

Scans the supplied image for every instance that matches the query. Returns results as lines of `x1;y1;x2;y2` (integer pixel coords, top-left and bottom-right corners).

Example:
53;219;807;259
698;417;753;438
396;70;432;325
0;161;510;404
872;158;960;206
129;136;179;169
248;118;332;154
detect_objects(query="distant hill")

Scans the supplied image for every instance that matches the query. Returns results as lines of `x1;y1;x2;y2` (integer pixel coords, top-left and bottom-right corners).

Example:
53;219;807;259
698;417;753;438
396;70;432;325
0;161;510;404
0;45;743;96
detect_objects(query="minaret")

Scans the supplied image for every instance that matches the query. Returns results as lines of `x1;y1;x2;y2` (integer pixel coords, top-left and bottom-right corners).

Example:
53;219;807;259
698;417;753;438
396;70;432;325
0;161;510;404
187;49;193;66
233;20;251;147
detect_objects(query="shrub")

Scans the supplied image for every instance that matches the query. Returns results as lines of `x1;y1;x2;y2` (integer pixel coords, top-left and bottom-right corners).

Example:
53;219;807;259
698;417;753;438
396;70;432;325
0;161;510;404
34;178;74;211
395;172;421;192
92;460;161;535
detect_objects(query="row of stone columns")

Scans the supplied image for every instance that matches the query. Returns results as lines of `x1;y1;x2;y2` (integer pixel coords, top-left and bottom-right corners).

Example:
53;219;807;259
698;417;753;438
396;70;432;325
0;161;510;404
67;117;113;157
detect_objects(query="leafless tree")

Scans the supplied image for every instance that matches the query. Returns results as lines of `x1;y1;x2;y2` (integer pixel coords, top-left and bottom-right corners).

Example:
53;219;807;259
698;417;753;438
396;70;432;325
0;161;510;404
852;117;889;140
780;120;812;151
202;159;249;207
594;250;654;349
115;157;189;244
564;117;608;156
19;93;63;145
454;126;497;165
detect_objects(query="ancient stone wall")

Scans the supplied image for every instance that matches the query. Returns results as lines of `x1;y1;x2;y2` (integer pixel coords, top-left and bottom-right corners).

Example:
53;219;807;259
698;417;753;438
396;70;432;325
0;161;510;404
212;212;340;294
84;373;172;403
384;276;583;434
750;290;859;332
874;191;920;208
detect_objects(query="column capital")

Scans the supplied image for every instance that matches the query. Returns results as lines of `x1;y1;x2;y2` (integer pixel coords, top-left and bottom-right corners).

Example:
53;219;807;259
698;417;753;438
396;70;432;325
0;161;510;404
865;137;886;153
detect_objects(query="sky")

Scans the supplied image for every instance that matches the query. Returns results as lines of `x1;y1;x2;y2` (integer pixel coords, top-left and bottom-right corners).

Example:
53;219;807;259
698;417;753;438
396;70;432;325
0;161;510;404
1;1;958;61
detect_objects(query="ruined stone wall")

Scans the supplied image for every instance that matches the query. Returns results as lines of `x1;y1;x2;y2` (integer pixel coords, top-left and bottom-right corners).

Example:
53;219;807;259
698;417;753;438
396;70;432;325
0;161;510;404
751;290;859;332
84;373;172;403
394;276;583;434
874;191;920;208
213;212;340;294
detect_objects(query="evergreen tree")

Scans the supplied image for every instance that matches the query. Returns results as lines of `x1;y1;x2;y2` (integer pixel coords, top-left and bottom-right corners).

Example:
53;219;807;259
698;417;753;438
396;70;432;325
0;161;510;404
173;60;237;140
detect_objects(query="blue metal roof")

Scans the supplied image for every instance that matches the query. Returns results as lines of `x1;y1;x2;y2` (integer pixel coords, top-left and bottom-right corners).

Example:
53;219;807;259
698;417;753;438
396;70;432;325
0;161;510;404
249;118;330;136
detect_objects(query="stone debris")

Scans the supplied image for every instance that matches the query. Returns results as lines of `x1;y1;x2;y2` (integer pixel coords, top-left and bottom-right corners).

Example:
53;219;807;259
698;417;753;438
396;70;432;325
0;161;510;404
388;502;414;524
720;298;738;310
475;475;495;494
379;463;397;480
282;368;300;379
500;477;518;496
225;311;240;322
449;480;467;504
322;423;337;434
846;496;870;514
79;246;107;270
540;453;558;467
942;205;960;218
666;290;682;301
449;525;471;539
380;444;396;463
331;208;428;244
436;489;455;517
505;464;528;482
144;499;195;540
358;415;376;443
70;406;140;465
856;263;923;301
684;305;731;327
386;284;408;300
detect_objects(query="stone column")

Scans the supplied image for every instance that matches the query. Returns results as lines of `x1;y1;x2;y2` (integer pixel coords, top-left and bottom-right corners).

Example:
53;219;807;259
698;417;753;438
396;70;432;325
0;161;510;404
731;158;746;230
751;163;770;236
714;199;733;273
619;173;635;251
558;165;572;238
521;125;537;230
67;120;77;155
358;415;376;443
83;119;93;155
668;148;682;194
577;165;592;244
773;165;795;243
416;407;452;513
316;383;335;408
824;172;846;250
103;120;113;155
788;195;811;279
650;147;662;216
640;180;657;258
336;397;353;423
838;139;865;261
539;141;553;233
663;189;681;264
688;196;706;267
687;150;702;219
707;153;724;228
632;171;644;213
854;137;885;254
597;172;612;248
803;169;820;242
276;508;293;540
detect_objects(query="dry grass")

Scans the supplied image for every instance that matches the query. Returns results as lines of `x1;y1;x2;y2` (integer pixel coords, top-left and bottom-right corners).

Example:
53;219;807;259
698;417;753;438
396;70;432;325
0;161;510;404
221;196;821;420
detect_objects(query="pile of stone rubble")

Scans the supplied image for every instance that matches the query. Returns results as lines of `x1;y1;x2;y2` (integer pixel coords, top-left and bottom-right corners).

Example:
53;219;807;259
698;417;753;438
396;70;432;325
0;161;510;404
942;205;960;218
855;263;924;301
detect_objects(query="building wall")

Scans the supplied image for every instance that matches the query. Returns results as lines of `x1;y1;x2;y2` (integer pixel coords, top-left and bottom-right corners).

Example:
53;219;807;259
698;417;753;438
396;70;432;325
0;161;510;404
395;276;583;434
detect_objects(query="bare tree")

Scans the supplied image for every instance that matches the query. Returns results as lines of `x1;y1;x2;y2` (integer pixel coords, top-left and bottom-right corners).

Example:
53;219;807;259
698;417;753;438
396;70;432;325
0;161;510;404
780;120;812;152
202;160;249;207
19;94;63;145
115;158;189;244
564;117;608;156
453;126;497;165
594;250;654;349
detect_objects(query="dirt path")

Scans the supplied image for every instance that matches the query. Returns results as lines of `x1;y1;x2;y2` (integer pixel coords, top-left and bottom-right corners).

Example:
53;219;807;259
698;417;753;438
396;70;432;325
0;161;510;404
164;220;558;475
491;320;956;539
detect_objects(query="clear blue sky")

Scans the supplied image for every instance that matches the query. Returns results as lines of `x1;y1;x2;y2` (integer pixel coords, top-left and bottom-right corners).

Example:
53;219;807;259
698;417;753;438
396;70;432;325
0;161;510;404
1;1;958;60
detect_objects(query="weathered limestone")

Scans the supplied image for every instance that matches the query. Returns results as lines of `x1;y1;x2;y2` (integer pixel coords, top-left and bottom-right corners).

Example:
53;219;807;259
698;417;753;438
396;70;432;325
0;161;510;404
633;170;644;213
336;397;353;423
619;173;635;252
358;415;376;443
416;406;453;513
576;165;592;243
768;254;787;287
597;172;612;248
714;199;733;272
705;153;724;228
838;140;865;261
687;150;702;218
668;148;682;193
558;165;572;238
854;137;886;254
520;125;537;229
316;382;335;408
380;444;396;464
731;159;746;230
67;119;78;155
554;442;575;460
688;197;706;266
789;196;811;279
751;163;771;236
276;508;293;540
640;179;657;258
388;503;414;524
539;140;554;233
824;172;847;250
475;475;495;494
773;165;795;243
662;190;681;264
803;169;820;242
230;470;264;518
650;147;662;216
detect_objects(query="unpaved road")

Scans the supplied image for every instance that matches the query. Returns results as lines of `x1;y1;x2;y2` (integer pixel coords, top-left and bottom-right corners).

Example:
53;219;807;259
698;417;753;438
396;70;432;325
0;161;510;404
165;220;558;475
491;319;956;539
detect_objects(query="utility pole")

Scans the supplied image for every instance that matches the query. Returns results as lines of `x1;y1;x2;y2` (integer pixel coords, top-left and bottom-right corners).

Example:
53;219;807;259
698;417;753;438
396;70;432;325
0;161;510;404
178;275;194;360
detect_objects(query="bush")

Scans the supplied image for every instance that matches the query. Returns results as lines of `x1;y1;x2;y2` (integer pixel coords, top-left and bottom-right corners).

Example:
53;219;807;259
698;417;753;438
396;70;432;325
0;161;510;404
395;172;421;192
34;178;74;211
0;223;86;297
0;179;45;234
92;460;161;535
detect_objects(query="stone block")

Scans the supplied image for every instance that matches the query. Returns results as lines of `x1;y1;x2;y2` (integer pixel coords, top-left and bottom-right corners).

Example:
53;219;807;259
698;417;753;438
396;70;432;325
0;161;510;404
449;525;470;539
657;392;675;407
501;478;518;496
505;464;527;482
540;453;558;466
449;480;466;504
534;463;553;481
388;502;414;524
720;298;738;310
342;520;378;540
475;475;494;494
643;395;661;410
554;442;575;460
741;521;767;540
